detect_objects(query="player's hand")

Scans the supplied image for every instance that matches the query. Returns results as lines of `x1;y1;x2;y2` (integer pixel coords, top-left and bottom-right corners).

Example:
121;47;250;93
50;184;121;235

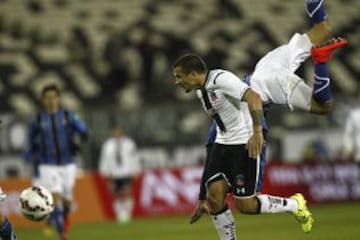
189;200;209;224
246;130;264;159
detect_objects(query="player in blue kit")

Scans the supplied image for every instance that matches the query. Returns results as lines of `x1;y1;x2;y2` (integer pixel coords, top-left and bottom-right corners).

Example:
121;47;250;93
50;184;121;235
0;121;17;240
0;188;17;240
24;84;88;240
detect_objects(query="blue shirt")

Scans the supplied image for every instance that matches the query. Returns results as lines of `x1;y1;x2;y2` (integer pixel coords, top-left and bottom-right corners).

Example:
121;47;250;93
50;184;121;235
24;109;88;166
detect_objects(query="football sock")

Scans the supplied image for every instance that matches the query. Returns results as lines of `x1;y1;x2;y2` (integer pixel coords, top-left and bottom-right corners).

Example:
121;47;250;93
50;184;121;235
63;203;70;221
211;205;236;240
256;195;298;213
50;205;64;236
0;218;17;240
312;63;332;104
123;198;134;221
306;0;327;24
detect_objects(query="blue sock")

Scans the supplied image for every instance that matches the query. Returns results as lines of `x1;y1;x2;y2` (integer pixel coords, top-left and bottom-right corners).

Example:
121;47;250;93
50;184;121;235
50;206;64;236
306;0;327;24
313;63;332;103
0;218;17;240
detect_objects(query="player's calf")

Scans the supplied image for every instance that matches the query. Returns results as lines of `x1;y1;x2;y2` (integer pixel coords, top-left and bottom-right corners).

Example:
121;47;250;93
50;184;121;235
234;197;259;214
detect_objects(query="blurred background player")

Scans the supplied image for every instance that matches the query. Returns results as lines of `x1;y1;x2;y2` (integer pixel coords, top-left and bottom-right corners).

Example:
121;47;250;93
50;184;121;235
190;0;347;225
0;188;17;240
24;84;88;240
0;121;17;240
343;108;360;162
99;126;140;224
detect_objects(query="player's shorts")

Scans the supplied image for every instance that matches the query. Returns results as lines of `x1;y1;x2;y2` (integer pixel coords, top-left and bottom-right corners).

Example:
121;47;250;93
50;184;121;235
38;163;77;201
111;177;133;193
32;177;41;187
205;143;259;198
250;33;313;111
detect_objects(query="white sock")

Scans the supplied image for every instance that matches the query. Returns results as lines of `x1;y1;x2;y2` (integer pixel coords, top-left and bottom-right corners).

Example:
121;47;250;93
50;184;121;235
123;198;134;221
211;206;236;240
257;194;298;213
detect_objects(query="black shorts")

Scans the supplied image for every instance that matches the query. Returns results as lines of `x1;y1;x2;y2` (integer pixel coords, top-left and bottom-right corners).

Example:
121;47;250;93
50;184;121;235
112;177;133;193
204;143;259;198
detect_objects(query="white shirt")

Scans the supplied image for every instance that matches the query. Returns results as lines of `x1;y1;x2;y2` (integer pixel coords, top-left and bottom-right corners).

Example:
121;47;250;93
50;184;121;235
198;69;253;145
99;136;141;178
343;108;360;161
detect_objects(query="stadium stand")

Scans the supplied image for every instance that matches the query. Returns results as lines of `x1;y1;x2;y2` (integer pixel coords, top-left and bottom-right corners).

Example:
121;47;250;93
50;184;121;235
0;0;359;169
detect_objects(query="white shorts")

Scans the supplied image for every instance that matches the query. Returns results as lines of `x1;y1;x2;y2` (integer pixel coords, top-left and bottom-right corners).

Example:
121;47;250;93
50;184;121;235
38;163;77;201
250;33;313;111
32;177;41;187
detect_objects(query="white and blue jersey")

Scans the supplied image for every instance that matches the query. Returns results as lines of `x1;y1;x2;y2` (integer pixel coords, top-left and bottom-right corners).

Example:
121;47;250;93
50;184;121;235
24;109;88;166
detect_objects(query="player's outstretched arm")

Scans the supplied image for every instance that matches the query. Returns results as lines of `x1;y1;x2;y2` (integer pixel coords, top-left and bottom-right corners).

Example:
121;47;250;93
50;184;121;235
242;89;264;158
190;143;213;224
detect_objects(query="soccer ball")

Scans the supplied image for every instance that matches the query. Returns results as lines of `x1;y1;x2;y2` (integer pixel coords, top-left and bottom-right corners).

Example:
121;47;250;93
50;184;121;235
19;186;54;221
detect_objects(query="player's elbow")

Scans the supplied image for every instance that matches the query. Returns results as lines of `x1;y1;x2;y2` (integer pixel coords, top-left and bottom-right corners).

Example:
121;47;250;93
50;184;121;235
243;89;262;105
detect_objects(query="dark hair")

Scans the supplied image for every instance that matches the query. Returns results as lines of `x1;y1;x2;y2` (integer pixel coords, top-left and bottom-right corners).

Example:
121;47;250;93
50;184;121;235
41;84;61;98
173;53;207;74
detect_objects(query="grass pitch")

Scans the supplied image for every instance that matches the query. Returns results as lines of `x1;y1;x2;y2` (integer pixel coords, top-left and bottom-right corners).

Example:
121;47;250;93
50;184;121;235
16;203;360;240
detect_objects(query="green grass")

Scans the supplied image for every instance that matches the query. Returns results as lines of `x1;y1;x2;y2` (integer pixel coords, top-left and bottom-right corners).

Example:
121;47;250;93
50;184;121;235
16;203;360;240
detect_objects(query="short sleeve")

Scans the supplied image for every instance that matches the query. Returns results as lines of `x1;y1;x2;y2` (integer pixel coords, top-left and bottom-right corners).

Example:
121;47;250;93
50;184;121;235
208;71;249;101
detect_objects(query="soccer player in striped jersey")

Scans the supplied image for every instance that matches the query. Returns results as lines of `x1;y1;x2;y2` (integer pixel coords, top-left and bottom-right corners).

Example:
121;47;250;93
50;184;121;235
189;0;347;230
24;84;88;240
173;1;346;238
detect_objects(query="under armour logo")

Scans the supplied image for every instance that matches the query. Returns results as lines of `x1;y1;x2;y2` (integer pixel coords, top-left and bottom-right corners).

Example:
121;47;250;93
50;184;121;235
236;187;245;194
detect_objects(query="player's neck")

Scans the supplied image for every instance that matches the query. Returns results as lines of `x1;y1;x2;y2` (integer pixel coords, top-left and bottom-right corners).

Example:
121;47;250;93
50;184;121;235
197;72;207;88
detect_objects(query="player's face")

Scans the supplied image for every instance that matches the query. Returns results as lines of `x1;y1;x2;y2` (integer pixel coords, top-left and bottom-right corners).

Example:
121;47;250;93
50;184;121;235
173;67;199;93
42;90;60;113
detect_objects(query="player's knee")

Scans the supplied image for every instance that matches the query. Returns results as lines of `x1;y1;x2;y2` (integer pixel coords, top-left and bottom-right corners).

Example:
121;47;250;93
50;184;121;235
52;193;62;204
235;198;258;214
321;100;334;114
311;99;334;114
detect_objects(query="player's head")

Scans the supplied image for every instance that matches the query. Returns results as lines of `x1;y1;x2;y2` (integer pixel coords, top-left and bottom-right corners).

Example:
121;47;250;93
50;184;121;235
172;54;207;92
112;126;123;138
41;84;61;113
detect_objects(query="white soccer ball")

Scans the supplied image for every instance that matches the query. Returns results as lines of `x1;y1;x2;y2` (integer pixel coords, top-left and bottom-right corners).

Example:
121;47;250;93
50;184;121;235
19;186;54;221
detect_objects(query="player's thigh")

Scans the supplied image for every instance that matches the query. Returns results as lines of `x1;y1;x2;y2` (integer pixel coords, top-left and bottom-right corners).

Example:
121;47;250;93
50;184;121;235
288;79;313;111
38;165;62;194
255;33;311;73
229;145;259;199
253;68;307;108
113;177;133;195
61;164;77;201
204;144;231;188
